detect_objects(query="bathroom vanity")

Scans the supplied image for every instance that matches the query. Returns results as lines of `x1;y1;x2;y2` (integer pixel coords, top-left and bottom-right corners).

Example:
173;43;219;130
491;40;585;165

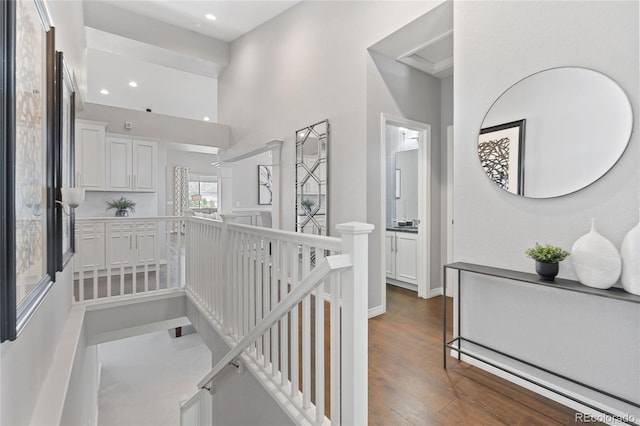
385;227;419;288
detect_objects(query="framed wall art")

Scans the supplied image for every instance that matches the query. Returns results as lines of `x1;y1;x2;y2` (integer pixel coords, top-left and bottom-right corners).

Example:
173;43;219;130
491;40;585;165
478;119;526;195
258;164;273;205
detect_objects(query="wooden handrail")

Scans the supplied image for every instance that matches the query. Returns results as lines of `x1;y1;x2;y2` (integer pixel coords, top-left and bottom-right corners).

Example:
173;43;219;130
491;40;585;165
196;254;352;389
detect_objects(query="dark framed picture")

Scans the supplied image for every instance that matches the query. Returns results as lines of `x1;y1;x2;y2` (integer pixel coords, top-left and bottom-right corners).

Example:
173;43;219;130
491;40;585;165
258;165;273;205
1;0;56;342
478;119;526;195
55;51;76;270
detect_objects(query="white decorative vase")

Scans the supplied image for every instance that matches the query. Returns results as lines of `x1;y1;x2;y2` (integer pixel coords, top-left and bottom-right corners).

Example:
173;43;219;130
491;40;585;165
620;210;640;295
570;218;621;289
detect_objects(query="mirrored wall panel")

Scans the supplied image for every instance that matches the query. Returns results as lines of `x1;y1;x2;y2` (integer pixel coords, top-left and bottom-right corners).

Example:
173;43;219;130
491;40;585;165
296;120;329;235
478;67;633;198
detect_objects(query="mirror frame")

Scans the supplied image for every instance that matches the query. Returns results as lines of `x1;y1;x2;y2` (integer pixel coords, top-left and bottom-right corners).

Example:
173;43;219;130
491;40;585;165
478;66;633;199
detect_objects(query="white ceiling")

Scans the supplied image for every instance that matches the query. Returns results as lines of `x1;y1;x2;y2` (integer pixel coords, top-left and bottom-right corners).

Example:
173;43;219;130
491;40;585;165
101;0;302;42
369;1;453;79
82;1;302;122
86;49;218;121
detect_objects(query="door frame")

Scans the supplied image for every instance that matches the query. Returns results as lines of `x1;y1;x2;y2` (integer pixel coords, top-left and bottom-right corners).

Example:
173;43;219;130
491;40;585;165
380;114;431;306
445;125;454;297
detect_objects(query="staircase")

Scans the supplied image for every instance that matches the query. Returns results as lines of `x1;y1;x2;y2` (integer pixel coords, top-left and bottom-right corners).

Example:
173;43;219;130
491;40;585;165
181;215;373;425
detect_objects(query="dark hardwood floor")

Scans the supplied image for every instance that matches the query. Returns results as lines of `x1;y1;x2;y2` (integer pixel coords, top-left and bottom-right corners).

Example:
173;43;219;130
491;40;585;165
368;285;594;425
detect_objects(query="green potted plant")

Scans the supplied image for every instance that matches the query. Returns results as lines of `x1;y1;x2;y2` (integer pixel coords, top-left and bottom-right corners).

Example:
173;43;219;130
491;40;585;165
525;243;570;281
301;198;315;213
106;197;136;217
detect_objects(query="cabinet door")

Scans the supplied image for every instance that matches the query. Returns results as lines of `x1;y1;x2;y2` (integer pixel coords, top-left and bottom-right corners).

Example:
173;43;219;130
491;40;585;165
132;140;156;192
385;232;396;279
106;136;132;191
74;233;106;272
75;122;105;190
108;233;134;268
135;232;158;263
395;232;418;285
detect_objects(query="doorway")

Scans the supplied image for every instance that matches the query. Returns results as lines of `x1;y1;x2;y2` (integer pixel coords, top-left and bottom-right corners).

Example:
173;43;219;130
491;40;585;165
380;114;431;306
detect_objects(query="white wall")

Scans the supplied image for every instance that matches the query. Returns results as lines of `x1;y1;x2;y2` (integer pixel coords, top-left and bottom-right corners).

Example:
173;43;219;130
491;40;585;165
218;1;441;310
0;2;89;424
76;192;158;218
76;103;230;150
366;48;444;306
232;151;272;210
0;268;74;425
46;1;88;103
454;0;639;278
453;0;639;415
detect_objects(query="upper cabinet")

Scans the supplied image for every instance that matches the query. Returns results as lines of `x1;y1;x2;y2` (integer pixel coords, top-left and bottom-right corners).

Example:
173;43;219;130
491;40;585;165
75;120;157;193
75;120;106;190
106;136;157;192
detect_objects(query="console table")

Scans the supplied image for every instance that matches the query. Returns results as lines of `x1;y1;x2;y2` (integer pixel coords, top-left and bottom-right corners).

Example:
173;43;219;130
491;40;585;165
443;262;640;424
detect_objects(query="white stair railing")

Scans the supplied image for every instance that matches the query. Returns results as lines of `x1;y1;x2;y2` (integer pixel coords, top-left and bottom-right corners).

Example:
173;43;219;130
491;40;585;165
180;388;212;426
73;216;185;303
184;216;373;425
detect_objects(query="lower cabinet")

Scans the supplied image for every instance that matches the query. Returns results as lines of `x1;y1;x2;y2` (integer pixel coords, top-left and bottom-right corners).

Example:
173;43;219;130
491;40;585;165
75;229;106;271
386;231;419;285
75;221;159;273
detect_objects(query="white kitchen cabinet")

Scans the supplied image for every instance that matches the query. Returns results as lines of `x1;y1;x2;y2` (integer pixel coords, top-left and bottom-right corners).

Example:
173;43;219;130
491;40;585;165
386;230;419;286
74;223;106;272
107;222;159;267
75;221;160;272
106;136;133;191
75;120;106;191
132;140;157;191
106;136;157;192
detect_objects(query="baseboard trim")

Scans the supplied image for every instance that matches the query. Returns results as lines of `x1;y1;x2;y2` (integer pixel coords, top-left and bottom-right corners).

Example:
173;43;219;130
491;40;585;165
368;305;385;318
429;287;443;298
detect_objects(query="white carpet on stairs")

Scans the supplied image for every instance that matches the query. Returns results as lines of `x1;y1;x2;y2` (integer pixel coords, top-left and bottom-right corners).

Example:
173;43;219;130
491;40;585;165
97;329;211;426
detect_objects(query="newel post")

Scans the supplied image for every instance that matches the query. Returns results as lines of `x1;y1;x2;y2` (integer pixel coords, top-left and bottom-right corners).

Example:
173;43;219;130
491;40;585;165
337;221;374;426
221;214;236;334
214;163;236;215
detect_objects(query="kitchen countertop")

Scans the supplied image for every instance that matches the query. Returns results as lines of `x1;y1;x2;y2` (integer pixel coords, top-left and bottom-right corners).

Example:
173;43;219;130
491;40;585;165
386;226;418;234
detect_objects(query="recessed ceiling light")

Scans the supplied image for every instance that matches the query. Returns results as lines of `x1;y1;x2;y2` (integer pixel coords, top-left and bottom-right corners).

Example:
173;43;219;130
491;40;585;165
129;81;138;88
203;116;210;122
100;89;109;95
205;13;216;21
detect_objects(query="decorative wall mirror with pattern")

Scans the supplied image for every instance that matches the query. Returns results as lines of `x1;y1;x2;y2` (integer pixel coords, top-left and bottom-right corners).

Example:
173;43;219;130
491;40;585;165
1;0;56;342
295;120;329;236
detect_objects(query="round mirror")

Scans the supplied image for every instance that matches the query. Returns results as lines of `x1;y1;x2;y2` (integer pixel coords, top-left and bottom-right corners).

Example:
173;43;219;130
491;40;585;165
477;67;633;198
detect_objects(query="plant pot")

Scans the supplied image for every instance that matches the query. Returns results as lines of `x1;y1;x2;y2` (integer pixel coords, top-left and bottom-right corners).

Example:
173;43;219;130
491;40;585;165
115;209;129;217
535;261;559;281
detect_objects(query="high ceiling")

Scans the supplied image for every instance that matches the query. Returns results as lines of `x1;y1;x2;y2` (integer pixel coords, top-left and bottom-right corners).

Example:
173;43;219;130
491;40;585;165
82;1;301;122
100;0;302;42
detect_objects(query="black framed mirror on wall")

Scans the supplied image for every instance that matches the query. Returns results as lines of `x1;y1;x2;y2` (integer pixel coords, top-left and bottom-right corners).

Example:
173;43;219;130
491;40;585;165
55;51;76;271
477;67;633;198
1;0;58;342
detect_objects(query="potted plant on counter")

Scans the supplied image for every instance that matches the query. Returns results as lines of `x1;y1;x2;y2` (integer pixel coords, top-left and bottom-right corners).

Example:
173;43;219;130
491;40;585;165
106;197;136;217
525;243;570;281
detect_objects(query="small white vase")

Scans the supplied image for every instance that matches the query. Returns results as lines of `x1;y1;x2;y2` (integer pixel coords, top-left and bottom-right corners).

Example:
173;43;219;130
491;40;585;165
620;210;640;295
570;218;621;289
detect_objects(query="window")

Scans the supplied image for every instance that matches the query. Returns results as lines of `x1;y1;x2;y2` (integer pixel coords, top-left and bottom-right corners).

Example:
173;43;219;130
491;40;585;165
188;175;217;209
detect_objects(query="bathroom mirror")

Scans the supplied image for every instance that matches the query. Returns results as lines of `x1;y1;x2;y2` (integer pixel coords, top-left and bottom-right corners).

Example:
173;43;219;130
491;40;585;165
296;120;329;236
478;67;633;198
